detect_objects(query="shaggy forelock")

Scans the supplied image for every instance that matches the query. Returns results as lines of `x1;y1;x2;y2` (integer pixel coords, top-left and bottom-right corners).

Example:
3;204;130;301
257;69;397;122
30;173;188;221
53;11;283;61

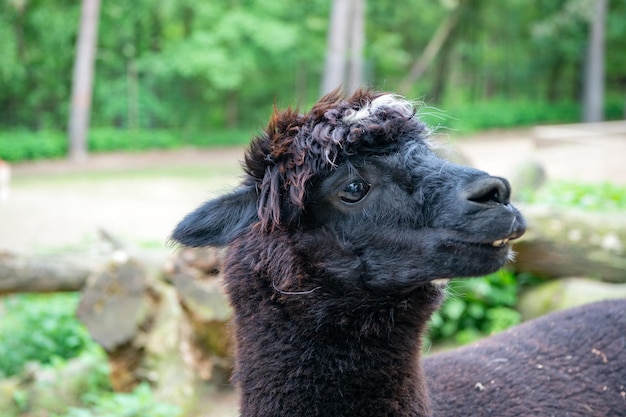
244;89;429;231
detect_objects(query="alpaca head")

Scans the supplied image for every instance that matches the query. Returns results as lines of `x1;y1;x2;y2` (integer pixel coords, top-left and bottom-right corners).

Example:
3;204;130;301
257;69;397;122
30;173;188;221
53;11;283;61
173;89;526;293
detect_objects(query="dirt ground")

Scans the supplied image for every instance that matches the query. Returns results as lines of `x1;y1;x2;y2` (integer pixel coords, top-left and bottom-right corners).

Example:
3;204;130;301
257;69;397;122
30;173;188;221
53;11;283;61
1;126;625;254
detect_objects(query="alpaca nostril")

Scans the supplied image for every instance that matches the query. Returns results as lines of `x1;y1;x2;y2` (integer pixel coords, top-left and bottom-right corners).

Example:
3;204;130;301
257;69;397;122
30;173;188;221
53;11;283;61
463;177;511;205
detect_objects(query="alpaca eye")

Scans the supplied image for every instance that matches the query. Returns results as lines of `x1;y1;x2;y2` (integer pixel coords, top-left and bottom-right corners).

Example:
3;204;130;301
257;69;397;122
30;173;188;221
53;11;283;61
338;180;370;204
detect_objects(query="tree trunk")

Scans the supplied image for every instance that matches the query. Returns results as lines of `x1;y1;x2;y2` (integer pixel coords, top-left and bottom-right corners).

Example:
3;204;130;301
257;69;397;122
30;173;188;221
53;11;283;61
429;21;458;104
582;0;607;123
68;0;101;161
321;0;351;95
321;0;366;96
346;0;365;94
398;2;464;95
127;56;140;130
226;90;238;129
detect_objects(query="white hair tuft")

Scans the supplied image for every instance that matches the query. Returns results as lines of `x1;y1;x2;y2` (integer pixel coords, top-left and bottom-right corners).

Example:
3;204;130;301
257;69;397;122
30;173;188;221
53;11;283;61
342;94;415;124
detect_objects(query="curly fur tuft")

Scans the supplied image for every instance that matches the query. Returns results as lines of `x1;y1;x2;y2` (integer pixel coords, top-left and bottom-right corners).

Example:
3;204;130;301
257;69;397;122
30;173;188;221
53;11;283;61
243;89;428;231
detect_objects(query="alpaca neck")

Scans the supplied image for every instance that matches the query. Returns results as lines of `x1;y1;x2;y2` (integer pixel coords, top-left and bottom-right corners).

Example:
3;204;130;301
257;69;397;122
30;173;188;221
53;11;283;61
229;277;442;417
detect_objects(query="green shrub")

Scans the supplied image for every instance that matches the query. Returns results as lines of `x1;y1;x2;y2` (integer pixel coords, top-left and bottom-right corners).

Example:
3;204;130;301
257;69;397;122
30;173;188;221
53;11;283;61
0;127;253;162
88;128;179;152
427;269;524;345
58;384;181;417
0;130;67;161
528;181;626;211
0;293;94;378
421;100;581;134
184;128;252;147
421;96;624;134
0;96;622;162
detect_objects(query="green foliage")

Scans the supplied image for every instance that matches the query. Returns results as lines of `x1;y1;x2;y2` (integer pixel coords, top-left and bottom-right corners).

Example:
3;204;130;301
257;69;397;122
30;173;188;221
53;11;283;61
428;269;525;345
0;292;177;416
0;92;621;162
0;293;94;378
183;128;252;147
0;130;67;161
528;181;626;211
88;128;179;152
57;384;181;417
2;0;625;135
0;0;78;129
0;128;252;161
422;94;625;134
423;99;581;134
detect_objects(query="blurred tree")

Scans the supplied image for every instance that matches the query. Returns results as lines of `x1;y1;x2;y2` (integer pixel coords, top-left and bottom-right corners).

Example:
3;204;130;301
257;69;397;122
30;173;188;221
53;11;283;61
347;0;366;94
582;0;607;122
398;0;466;96
0;0;79;129
322;0;350;95
321;0;366;95
68;0;101;161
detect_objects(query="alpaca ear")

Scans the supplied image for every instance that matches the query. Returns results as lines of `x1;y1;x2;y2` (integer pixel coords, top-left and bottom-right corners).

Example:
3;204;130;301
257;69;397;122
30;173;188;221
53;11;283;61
171;187;258;247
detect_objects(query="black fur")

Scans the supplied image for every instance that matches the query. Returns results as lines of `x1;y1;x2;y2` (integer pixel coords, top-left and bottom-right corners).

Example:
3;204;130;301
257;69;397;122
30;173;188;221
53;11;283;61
426;299;626;417
172;89;531;416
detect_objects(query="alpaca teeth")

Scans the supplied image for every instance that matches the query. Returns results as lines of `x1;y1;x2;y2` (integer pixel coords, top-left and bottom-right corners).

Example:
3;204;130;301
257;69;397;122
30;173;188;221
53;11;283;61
432;278;449;287
492;239;509;247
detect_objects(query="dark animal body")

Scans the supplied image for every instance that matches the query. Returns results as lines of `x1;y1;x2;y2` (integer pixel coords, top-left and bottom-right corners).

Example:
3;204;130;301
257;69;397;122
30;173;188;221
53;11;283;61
427;299;626;417
172;90;623;416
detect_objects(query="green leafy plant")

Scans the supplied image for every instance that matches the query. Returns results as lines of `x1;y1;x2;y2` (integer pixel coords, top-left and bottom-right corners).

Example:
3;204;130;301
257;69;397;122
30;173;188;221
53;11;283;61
0;293;94;378
421;96;625;135
427;269;526;345
528;180;626;211
0;127;252;162
58;384;181;417
0;130;67;161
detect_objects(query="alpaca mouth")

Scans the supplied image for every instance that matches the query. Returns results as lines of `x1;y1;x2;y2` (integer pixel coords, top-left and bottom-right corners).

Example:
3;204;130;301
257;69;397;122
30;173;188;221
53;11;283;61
450;230;523;251
491;238;510;248
478;233;521;250
490;228;525;247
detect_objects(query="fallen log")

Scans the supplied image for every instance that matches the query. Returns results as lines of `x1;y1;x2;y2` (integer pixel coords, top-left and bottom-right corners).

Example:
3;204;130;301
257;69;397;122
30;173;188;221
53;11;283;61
517;277;626;320
0;251;99;295
513;205;626;283
74;248;233;414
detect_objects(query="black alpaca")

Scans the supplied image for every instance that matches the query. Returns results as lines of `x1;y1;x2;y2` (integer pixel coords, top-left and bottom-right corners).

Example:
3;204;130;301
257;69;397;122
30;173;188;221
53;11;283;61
426;298;626;417
173;90;622;416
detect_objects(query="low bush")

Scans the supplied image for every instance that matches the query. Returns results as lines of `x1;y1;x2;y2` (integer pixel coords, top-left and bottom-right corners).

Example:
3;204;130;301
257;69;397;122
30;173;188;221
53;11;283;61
58;383;181;417
0;130;67;161
0;128;252;162
0;293;93;378
528;181;626;211
421;96;624;134
1;98;623;163
427;269;540;346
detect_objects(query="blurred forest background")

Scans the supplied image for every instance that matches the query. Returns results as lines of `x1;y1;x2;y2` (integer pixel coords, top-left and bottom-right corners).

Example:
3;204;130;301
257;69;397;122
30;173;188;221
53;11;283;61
0;0;625;161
